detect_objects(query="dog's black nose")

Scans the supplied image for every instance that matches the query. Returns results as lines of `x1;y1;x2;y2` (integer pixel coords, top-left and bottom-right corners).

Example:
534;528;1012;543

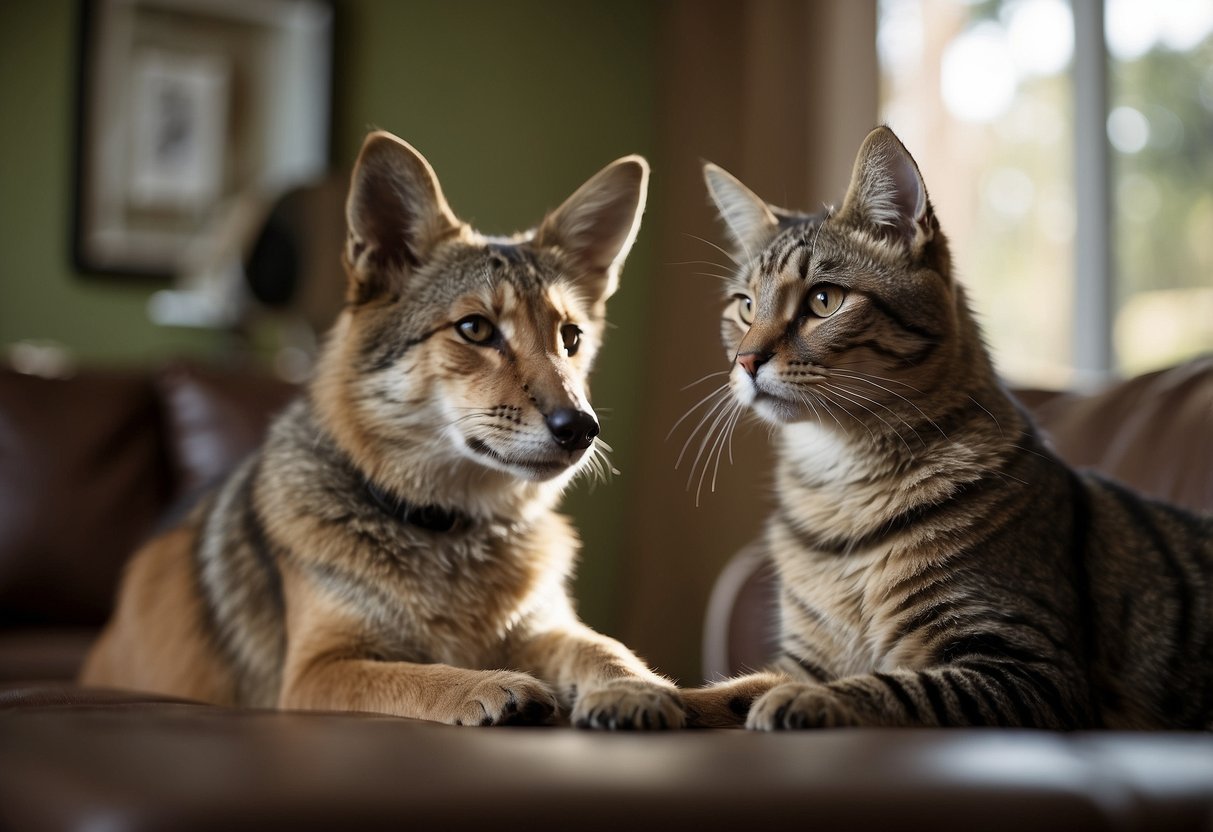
545;408;599;451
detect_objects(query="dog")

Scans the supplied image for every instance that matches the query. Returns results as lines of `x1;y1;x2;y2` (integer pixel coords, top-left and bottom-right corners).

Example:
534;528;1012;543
81;130;685;730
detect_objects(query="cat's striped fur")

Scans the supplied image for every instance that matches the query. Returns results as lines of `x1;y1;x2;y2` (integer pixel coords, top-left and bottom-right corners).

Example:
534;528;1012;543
683;126;1213;730
82;131;684;730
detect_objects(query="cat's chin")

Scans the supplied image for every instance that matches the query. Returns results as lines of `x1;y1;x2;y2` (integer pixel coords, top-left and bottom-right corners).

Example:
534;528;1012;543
748;395;806;425
733;375;813;425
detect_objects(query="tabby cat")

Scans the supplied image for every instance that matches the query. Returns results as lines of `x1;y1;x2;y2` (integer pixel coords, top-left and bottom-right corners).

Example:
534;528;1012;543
682;126;1213;730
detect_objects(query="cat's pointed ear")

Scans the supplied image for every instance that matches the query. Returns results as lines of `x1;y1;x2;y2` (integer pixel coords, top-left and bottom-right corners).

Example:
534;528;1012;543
535;155;649;306
344;131;460;299
839;126;933;248
703;163;780;260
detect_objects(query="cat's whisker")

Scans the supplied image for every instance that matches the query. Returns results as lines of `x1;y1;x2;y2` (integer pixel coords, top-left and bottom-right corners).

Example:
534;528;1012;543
828;370;949;440
991;468;1031;487
705;403;738;498
828;365;930;396
681;369;731;391
826;381;929;449
669;258;738;283
1006;441;1053;463
807;209;828;262
695;399;743;505
823;383;917;458
813;385;878;444
968;395;1005;437
803;387;846;434
688;392;739;494
668;258;738;269
791;387;825;427
725;401;748;466
683;232;742;267
667;383;732;442
688;395;739;496
675;388;733;470
709;401;745;496
695;410;727;504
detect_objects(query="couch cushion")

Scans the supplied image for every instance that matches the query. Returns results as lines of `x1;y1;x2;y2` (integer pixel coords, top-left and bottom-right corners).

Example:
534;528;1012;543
0;369;172;627
155;362;297;501
0;363;296;676
0;630;97;683
1026;355;1213;514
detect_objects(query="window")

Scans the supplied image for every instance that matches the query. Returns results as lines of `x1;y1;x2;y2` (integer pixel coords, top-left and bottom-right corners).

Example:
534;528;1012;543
879;0;1213;388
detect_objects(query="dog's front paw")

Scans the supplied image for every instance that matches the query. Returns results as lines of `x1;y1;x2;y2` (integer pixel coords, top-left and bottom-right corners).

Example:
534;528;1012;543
572;679;685;730
449;670;558;727
746;682;860;730
679;672;788;728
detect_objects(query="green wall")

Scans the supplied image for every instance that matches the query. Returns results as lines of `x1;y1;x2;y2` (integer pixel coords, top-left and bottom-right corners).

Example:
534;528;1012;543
0;0;660;636
0;1;221;361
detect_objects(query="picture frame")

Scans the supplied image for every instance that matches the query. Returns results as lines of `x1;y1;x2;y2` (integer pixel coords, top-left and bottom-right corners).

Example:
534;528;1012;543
72;0;333;278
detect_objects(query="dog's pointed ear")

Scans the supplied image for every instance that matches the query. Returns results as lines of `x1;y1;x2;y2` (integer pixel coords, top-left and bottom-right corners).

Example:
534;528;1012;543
535;155;649;307
703;163;781;261
344;131;460;301
838;126;933;249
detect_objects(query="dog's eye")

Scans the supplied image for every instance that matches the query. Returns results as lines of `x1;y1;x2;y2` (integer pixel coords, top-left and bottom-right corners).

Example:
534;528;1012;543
561;324;582;357
456;315;495;344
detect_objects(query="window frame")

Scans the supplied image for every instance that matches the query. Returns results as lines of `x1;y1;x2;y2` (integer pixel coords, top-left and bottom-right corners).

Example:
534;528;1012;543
1072;0;1115;387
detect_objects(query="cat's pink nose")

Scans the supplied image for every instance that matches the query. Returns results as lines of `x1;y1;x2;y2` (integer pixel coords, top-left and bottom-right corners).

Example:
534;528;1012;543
736;352;770;378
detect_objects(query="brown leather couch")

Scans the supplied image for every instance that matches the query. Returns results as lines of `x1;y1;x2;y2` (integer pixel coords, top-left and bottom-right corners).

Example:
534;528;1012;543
0;363;296;683
1;358;1212;832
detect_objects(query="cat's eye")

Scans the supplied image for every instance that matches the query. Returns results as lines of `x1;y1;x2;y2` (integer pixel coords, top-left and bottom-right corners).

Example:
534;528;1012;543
734;294;755;326
807;284;846;318
456;315;496;344
561;324;582;357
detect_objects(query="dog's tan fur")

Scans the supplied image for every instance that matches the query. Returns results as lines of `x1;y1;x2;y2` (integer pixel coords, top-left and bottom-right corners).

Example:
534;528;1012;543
81;131;683;729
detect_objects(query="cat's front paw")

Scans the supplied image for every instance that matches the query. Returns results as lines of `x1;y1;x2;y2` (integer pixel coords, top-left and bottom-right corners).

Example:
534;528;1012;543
449;670;558;727
746;682;860;730
572;679;686;730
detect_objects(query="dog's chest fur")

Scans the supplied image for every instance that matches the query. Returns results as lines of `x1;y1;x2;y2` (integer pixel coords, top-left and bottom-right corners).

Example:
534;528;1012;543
201;402;578;701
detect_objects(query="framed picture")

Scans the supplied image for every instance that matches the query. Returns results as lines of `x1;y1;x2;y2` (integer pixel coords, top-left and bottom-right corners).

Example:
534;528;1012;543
72;0;333;278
